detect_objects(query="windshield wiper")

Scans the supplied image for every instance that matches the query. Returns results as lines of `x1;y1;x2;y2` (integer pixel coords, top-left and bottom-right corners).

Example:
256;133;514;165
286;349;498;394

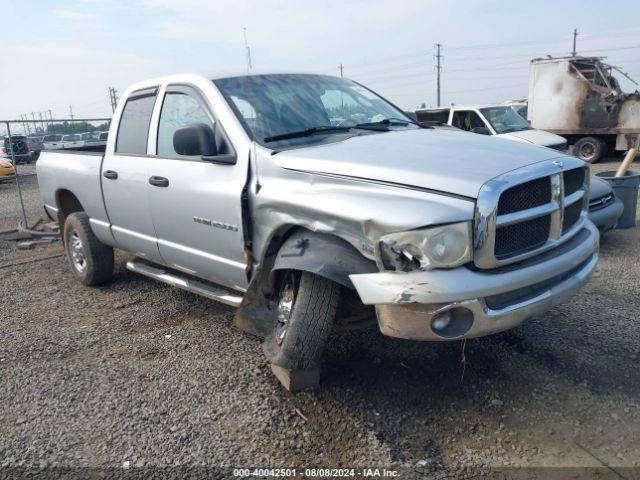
263;124;389;143
264;126;353;143
355;117;430;129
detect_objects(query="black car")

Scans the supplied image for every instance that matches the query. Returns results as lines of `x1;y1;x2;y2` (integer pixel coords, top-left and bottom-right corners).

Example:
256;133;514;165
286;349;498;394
27;136;43;161
0;135;32;164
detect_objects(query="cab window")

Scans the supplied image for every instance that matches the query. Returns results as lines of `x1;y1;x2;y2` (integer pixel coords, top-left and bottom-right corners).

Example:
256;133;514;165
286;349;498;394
115;88;158;155
157;87;214;158
452;110;486;132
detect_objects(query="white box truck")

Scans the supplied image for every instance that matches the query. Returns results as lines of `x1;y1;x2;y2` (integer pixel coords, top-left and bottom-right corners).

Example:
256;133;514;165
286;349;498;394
528;56;640;163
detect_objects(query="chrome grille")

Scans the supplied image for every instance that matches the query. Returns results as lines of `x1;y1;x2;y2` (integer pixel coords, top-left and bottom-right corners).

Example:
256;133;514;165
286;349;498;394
563;168;585;196
589;193;615;211
495;215;551;258
562;201;583;233
497;176;551;215
474;158;589;269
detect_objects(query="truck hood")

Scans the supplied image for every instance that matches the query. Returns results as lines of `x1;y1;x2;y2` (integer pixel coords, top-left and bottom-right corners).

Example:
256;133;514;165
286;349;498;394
273;129;566;198
497;128;566;147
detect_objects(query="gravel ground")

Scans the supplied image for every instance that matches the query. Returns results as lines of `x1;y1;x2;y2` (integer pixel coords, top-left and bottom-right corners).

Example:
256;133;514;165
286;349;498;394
0;163;42;231
1;157;639;478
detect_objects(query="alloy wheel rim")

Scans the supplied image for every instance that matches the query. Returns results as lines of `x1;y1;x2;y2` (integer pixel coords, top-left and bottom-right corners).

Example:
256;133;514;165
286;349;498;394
69;230;87;272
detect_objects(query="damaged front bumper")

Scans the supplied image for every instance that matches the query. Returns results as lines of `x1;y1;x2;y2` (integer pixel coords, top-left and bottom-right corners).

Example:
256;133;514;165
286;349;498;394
349;221;599;341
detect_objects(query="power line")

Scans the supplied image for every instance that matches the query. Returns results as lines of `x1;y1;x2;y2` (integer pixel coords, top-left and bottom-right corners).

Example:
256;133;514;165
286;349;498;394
342;39;640;78
445;82;525;95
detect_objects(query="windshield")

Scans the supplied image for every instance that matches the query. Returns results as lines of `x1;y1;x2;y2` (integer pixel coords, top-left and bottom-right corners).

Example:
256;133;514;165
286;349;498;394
82;132;101;141
214;74;417;147
480;106;532;134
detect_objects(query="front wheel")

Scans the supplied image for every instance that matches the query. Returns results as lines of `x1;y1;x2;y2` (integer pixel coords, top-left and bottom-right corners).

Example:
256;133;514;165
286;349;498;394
63;212;114;286
263;271;340;389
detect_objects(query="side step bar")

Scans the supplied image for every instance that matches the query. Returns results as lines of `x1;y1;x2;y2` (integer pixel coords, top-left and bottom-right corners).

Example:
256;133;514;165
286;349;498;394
126;260;243;307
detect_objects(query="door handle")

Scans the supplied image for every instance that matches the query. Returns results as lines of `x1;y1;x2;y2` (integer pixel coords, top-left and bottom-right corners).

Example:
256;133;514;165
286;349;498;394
149;176;169;187
103;170;118;180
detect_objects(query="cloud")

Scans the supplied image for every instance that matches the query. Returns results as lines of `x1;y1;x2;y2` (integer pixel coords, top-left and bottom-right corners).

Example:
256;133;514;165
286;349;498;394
0;40;152;118
55;9;95;21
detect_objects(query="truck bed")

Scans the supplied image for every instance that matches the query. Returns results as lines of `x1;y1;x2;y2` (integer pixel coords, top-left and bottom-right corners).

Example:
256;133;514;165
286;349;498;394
36;151;111;237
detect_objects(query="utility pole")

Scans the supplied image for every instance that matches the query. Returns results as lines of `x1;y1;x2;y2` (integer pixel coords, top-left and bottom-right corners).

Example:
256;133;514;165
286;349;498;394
572;28;578;57
30;112;37;134
47;110;53;132
434;43;443;107
108;87;118;113
38;112;45;133
339;63;344;77
20;114;28;135
108;88;113;112
69;105;74;122
243;27;252;73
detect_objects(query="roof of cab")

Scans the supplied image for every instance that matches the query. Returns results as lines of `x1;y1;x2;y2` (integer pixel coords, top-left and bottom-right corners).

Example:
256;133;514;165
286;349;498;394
414;104;517;113
124;71;338;92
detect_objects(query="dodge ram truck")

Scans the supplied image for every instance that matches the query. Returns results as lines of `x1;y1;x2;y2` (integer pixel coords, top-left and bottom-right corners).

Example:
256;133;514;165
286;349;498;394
37;73;599;391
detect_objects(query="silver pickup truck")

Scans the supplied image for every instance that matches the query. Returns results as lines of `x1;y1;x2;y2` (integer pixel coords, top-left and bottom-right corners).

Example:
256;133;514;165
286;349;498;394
37;73;599;391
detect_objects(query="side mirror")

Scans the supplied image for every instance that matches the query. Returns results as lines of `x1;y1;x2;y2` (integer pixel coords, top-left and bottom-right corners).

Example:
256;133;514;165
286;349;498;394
173;123;218;157
472;126;492;135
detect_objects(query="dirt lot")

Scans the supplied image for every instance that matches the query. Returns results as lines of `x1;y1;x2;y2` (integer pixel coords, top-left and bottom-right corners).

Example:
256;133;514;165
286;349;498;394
0;164;40;231
1;158;639;478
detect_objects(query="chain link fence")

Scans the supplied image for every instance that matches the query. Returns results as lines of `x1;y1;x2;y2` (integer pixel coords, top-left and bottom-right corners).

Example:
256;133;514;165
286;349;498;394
0;118;111;232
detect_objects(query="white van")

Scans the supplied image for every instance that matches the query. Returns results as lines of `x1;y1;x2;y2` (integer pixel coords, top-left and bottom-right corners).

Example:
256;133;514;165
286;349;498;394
413;104;567;151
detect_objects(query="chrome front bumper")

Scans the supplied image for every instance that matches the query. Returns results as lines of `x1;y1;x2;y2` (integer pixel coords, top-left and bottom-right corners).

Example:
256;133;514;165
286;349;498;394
350;221;599;341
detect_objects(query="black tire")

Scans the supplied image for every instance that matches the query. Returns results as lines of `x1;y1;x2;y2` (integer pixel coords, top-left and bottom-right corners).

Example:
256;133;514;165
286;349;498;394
264;271;340;370
63;212;114;286
573;137;605;163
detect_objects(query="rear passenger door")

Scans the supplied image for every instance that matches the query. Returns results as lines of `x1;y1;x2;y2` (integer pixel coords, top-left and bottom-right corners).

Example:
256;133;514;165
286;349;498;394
101;87;164;263
146;84;249;291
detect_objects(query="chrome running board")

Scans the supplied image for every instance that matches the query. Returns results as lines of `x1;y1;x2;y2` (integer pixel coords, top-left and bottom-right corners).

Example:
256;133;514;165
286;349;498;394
126;260;243;307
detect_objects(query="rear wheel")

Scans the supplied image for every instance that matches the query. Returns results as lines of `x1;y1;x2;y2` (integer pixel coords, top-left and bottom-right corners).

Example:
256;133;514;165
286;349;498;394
263;271;340;388
63;212;114;286
573;137;605;163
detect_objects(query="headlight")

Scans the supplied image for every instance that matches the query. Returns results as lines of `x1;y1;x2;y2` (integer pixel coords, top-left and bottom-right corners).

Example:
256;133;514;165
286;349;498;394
379;222;473;271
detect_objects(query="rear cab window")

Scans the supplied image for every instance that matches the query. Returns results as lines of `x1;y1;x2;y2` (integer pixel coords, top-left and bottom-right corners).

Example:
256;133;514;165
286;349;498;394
115;87;158;155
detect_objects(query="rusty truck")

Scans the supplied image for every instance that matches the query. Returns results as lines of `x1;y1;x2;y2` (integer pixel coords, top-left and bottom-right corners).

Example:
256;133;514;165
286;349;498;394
528;56;640;163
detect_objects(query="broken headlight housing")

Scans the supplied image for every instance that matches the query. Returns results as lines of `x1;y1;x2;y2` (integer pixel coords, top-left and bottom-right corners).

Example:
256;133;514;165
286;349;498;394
379;222;473;271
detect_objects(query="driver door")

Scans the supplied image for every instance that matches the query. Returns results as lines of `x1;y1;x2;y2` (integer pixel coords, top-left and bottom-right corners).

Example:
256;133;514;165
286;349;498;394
146;84;249;291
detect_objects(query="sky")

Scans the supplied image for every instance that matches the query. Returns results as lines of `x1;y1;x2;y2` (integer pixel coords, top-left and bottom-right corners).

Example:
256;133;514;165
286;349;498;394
1;0;640;125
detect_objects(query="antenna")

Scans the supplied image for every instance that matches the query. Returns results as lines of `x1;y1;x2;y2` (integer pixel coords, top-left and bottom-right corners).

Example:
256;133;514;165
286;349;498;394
243;27;252;72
